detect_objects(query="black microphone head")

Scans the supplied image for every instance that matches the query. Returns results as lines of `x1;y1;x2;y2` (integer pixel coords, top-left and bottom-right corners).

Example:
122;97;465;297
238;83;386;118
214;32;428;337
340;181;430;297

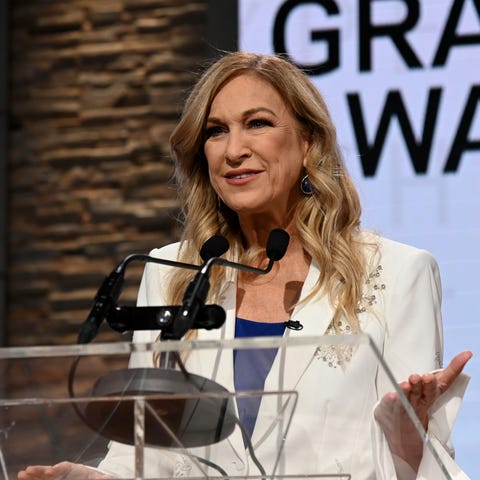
266;229;290;261
200;235;230;261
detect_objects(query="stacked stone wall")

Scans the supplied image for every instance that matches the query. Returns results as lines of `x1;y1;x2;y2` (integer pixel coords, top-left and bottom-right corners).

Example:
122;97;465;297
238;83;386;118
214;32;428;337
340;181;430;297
8;0;207;346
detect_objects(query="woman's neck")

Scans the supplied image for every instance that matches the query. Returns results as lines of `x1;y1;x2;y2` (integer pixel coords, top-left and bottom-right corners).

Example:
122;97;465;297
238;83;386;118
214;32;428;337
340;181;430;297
238;212;297;249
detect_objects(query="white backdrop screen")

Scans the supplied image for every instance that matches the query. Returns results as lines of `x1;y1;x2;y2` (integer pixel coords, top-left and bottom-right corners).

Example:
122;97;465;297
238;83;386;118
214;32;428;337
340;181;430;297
238;0;479;476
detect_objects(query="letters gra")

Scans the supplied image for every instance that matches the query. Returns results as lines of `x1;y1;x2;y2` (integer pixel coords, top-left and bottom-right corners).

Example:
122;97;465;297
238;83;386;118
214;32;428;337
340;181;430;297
271;0;480;176
274;0;479;73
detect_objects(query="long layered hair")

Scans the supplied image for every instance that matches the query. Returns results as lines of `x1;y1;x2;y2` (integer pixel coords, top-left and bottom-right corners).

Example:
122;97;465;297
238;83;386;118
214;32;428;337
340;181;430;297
167;52;369;333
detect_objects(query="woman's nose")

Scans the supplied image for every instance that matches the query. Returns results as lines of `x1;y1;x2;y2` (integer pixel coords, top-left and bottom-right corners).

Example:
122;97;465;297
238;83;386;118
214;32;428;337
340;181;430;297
224;130;251;164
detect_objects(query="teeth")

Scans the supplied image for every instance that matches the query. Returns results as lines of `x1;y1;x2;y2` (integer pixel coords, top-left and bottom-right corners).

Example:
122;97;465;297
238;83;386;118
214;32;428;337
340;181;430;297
229;173;254;179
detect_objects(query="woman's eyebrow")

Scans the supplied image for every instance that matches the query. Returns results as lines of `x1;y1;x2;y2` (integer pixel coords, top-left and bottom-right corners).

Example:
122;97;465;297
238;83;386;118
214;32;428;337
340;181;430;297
242;107;277;118
206;106;278;125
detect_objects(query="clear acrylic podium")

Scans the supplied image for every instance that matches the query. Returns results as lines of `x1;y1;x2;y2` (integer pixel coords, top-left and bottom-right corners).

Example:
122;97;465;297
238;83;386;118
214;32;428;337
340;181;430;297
0;334;454;479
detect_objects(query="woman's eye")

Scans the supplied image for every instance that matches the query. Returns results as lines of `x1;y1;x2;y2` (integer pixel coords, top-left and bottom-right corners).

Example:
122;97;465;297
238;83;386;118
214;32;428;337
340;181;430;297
204;126;225;138
249;118;273;129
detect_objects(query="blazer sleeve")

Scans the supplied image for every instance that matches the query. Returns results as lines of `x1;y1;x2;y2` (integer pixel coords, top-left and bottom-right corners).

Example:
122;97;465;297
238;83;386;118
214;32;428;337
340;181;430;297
373;245;470;479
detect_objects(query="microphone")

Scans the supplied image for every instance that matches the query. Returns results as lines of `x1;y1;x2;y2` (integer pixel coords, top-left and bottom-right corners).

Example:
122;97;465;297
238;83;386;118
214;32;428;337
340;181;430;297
167;229;290;340
266;228;290;262
77;235;230;344
200;235;229;261
77;269;125;345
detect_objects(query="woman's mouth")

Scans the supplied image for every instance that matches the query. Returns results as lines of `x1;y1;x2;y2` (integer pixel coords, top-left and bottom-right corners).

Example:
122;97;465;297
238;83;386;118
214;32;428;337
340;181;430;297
225;170;262;184
227;173;255;179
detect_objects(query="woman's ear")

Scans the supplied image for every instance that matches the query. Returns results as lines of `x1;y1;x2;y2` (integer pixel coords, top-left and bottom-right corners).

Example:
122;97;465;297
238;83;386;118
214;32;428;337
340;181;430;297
302;133;312;168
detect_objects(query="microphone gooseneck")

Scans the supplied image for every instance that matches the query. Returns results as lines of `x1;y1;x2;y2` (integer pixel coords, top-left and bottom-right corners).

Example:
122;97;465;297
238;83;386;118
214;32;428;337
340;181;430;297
78;229;289;343
201;227;290;277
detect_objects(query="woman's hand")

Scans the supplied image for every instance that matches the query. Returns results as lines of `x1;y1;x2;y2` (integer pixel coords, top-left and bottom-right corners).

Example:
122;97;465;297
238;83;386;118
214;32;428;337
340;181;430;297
18;462;113;480
375;350;472;473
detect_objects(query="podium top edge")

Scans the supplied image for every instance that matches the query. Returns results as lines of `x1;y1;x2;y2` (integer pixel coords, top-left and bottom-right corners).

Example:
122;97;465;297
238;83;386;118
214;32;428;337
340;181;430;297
0;334;372;360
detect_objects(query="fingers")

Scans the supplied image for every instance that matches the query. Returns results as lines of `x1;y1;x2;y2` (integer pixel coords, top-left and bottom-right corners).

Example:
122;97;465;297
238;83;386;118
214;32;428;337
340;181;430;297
17;463;72;480
382;350;473;431
420;372;437;404
436;350;473;394
408;373;437;402
405;350;472;405
407;373;438;427
408;374;422;403
18;466;53;480
375;350;473;467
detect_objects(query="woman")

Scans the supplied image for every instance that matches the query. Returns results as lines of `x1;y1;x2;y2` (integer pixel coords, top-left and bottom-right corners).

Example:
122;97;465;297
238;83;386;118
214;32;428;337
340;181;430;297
19;53;471;479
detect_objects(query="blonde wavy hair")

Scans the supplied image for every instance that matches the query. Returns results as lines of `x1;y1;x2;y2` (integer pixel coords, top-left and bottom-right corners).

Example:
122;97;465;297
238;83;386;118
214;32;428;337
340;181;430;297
167;52;370;335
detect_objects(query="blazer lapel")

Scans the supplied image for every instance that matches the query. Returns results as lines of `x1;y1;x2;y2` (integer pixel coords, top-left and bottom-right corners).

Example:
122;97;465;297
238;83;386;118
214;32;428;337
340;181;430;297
272;259;335;389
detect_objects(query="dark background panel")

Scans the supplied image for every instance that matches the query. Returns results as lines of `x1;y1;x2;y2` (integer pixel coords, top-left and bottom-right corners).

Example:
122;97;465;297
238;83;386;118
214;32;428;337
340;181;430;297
0;1;9;346
207;0;238;56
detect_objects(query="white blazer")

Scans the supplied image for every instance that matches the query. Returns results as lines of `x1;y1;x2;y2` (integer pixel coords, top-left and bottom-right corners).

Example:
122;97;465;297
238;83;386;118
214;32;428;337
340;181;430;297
98;234;470;479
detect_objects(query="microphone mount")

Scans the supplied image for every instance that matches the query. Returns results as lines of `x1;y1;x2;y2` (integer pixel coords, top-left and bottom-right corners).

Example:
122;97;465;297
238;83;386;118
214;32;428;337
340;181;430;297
77;236;228;344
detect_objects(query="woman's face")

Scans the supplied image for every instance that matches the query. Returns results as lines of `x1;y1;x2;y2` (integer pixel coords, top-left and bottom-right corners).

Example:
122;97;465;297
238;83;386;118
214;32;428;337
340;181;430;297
203;73;310;221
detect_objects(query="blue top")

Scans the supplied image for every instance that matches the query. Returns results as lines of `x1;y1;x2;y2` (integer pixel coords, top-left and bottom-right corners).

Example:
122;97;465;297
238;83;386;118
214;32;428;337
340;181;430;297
234;317;285;440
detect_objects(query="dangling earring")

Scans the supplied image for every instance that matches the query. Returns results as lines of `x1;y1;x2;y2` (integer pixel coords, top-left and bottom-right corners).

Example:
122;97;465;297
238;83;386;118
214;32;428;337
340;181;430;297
300;174;313;195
